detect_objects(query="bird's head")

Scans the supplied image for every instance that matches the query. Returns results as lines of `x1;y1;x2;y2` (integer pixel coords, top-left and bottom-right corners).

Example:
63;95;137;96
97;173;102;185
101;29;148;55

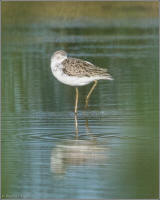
51;50;67;64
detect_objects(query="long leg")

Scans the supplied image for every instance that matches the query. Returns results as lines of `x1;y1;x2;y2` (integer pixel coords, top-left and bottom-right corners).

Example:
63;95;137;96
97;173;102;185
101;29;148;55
75;87;79;114
74;114;79;139
85;80;98;109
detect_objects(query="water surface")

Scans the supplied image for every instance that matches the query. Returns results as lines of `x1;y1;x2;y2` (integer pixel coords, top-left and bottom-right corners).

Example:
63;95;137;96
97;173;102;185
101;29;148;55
2;2;159;199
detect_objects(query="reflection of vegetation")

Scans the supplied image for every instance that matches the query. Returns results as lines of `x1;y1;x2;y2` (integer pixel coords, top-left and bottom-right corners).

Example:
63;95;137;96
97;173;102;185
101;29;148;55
2;1;158;24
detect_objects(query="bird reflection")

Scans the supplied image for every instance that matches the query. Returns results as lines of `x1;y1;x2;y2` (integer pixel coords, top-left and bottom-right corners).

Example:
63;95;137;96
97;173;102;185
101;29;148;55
74;114;79;139
50;115;109;175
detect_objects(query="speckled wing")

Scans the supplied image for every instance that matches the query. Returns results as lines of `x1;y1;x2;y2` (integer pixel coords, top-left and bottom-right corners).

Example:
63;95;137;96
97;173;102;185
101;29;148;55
62;57;110;77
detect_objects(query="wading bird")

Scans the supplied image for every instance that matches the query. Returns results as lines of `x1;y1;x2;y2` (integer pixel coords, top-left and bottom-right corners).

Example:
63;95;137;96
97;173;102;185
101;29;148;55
51;50;113;114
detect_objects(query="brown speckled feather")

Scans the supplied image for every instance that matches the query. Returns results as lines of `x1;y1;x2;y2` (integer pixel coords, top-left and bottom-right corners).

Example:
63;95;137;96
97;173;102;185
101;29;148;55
62;57;109;77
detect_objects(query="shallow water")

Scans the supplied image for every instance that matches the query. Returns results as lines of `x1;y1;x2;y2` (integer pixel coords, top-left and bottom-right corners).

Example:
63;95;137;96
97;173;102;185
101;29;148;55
2;2;159;199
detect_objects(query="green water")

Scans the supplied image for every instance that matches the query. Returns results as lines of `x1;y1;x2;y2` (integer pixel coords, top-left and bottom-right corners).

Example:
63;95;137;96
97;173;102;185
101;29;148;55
2;2;159;199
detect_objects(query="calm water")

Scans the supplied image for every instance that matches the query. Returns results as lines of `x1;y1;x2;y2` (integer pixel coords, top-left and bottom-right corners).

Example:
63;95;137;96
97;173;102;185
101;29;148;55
2;3;159;199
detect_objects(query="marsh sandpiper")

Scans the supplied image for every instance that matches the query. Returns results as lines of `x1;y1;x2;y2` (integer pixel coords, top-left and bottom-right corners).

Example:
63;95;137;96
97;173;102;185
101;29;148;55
51;50;113;114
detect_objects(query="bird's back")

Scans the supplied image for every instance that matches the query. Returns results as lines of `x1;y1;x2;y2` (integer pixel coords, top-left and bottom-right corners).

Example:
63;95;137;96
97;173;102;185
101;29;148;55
62;57;112;79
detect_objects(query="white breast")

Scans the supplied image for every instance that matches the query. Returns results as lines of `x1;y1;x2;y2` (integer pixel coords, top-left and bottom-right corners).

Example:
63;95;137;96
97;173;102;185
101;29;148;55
51;63;94;87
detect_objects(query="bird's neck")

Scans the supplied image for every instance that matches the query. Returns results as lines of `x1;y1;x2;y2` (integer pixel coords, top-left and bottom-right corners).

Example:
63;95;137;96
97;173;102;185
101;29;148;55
51;61;58;73
51;58;67;70
51;60;62;72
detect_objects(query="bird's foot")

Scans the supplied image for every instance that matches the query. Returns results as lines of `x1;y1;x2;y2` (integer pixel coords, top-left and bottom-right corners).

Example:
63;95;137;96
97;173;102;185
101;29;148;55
85;99;89;109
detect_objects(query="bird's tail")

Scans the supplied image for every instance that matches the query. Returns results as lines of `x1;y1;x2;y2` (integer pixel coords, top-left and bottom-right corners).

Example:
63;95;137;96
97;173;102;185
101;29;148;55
102;73;114;80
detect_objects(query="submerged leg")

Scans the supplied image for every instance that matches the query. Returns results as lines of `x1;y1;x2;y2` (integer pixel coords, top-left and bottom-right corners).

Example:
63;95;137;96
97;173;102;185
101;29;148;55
85;80;98;109
74;114;79;139
75;87;79;114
